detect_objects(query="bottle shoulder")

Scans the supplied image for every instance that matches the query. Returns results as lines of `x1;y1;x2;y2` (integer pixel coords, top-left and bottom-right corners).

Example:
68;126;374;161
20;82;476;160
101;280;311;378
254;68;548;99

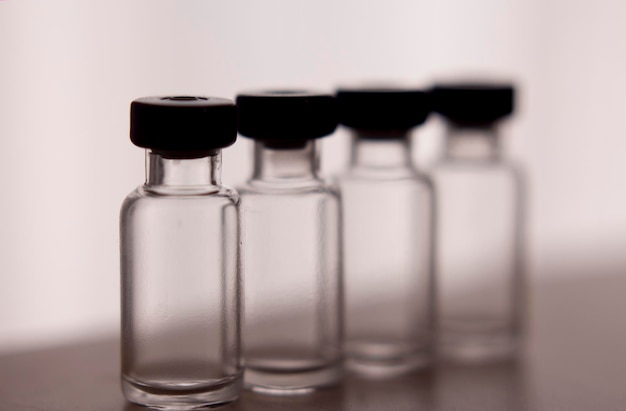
431;158;523;177
429;160;525;194
336;166;433;187
237;178;339;199
121;185;239;214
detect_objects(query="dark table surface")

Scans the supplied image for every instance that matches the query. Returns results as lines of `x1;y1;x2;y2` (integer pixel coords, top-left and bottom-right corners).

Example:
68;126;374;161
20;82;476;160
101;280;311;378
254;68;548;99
1;273;625;411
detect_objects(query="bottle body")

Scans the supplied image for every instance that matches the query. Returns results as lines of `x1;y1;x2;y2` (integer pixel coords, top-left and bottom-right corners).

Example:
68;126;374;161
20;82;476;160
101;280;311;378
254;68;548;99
239;141;343;394
120;152;242;408
337;135;435;376
432;126;525;362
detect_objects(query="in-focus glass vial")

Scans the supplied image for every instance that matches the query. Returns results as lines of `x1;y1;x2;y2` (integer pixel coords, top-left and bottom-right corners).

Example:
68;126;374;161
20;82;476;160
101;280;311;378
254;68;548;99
335;88;436;377
120;96;242;409
430;84;525;363
236;91;342;394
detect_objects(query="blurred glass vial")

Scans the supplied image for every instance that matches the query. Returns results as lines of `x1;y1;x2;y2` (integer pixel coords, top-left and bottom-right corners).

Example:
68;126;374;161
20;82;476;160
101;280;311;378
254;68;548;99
430;83;526;363
120;96;243;409
335;88;436;377
236;91;343;394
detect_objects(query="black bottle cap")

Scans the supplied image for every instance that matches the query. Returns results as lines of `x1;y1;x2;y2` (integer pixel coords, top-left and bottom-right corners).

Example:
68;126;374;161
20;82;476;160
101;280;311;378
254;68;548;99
431;83;515;126
130;96;237;158
236;91;338;148
336;88;431;134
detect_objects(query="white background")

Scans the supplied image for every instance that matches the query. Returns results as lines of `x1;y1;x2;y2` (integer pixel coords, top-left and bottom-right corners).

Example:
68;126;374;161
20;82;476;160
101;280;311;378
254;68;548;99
1;0;626;353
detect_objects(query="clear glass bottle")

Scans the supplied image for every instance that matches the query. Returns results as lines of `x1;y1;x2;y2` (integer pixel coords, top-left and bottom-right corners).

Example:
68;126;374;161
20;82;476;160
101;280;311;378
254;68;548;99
120;96;242;409
335;89;435;377
236;91;342;394
430;84;525;362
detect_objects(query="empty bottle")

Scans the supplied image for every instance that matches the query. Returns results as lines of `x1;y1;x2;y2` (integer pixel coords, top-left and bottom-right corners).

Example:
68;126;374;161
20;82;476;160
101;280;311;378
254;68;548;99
430;83;525;362
237;91;342;394
120;96;242;408
336;88;435;377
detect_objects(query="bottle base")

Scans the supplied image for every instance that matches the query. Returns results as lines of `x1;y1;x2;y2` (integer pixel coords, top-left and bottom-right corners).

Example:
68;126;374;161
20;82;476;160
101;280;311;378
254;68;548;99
438;331;519;364
122;373;242;410
346;342;432;378
244;361;342;395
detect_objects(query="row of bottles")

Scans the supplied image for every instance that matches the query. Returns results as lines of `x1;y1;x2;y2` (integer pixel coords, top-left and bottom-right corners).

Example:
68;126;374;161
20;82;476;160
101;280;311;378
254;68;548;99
120;84;524;409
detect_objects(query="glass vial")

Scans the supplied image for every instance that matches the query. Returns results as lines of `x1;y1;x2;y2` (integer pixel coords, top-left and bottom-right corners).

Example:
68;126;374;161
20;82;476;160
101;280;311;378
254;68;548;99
335;89;436;377
430;84;525;362
236;91;342;394
120;96;242;409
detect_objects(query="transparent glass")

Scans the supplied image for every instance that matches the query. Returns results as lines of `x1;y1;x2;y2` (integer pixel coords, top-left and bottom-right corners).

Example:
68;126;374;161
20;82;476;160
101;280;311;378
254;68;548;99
238;140;342;395
431;124;525;362
120;151;242;409
336;132;435;377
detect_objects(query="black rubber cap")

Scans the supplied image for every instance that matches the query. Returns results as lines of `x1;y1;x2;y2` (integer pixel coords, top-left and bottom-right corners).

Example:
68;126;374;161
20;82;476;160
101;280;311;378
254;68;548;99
130;96;237;158
337;88;431;133
431;83;515;126
236;91;338;147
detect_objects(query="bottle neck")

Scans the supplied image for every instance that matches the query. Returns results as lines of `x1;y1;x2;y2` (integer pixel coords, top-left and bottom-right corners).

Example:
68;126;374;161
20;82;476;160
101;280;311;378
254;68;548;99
252;140;319;182
350;131;412;168
443;124;502;162
145;151;222;191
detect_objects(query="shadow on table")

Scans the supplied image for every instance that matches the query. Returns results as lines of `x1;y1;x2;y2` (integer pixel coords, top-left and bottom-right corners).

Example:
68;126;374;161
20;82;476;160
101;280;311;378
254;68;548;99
433;359;528;411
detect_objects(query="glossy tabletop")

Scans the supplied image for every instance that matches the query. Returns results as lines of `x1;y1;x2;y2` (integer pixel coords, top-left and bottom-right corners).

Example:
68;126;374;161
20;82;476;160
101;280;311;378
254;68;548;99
1;273;625;411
